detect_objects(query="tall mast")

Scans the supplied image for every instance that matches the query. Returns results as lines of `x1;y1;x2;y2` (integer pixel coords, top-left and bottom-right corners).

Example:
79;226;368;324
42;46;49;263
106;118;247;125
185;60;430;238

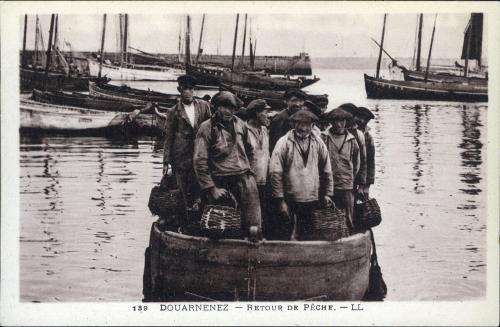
123;14;128;65
195;14;205;66
240;14;247;68
185;15;191;65
43;14;55;91
424;14;437;82
375;13;387;79
416;13;423;71
231;14;239;71
22;14;28;68
98;14;107;79
34;15;39;66
119;14;124;66
177;18;182;63
54;14;59;50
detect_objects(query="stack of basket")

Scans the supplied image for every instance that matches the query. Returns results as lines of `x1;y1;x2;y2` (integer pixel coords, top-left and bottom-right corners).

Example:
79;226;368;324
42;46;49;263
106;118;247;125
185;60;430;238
200;194;241;239
310;207;350;241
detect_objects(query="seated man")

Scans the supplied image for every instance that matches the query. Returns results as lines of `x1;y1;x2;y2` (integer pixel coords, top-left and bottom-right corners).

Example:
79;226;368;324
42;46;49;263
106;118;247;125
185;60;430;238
269;110;334;240
193;91;262;239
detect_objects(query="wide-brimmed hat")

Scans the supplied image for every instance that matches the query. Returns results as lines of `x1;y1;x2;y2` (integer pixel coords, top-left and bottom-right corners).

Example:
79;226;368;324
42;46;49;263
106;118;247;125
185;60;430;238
284;88;307;100
356;106;375;120
245;99;271;117
337;103;358;117
211;91;239;110
177;74;198;87
321;108;352;121
288;110;318;123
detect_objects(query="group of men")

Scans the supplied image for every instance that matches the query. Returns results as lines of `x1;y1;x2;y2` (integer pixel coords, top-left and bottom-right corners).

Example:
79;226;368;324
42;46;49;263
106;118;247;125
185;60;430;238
161;74;375;241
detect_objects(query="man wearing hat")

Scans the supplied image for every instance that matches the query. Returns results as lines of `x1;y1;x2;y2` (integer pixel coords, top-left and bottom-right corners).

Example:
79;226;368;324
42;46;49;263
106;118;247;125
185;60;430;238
353;107;376;198
268;88;307;153
337;103;368;195
321;108;360;230
163;74;212;223
269;110;334;240
193;91;262;239
243;99;273;237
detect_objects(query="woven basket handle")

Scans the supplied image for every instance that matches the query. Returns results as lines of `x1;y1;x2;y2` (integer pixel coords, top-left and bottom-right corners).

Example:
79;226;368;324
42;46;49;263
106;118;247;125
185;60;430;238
226;191;239;210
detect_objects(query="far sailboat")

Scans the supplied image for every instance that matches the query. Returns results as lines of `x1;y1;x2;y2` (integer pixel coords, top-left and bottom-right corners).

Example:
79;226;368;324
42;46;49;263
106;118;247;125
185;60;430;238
403;13;487;85
87;14;183;81
363;14;488;102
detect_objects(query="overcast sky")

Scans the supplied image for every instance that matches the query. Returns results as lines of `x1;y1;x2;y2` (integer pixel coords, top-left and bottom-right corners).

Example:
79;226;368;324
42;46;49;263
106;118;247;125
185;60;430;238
20;13;487;59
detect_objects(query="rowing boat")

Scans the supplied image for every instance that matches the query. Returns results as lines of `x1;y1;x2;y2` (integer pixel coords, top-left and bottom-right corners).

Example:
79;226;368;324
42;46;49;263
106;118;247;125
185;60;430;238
89;82;179;107
20;99;129;131
143;222;371;301
88;59;183;81
402;69;487;86
364;74;488;102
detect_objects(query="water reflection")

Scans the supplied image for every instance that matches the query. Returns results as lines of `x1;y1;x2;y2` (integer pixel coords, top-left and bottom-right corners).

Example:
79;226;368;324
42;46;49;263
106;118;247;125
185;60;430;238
458;105;483;196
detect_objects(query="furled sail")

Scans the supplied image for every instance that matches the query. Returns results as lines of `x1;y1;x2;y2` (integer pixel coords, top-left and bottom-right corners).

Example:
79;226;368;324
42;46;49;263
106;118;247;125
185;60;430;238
461;13;483;63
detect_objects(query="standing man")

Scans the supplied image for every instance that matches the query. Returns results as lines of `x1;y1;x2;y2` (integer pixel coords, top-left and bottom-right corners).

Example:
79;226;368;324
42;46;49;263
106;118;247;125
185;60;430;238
193;91;262;239
269;89;307;153
269;110;334;240
243;99;272;237
163;75;212;220
354;107;376;198
321;108;360;230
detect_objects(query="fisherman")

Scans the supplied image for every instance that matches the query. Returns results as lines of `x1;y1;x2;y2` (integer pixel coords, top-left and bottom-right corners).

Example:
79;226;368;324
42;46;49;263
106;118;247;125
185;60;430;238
337;103;367;194
193;91;262;239
321;108;360;230
243;99;272;237
163;75;212;223
269;88;307;153
269;110;334;240
353;107;376;198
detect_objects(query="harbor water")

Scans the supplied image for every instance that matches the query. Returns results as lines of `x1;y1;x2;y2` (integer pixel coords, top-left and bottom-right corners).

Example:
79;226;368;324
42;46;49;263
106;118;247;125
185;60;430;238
19;69;487;301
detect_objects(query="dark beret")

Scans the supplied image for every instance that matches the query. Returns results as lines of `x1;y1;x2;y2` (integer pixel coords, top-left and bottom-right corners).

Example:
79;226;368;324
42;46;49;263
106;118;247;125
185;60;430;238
321;108;352;121
338;103;358;116
246;99;271;117
302;100;322;117
284;88;307;100
288;110;318;123
177;75;198;87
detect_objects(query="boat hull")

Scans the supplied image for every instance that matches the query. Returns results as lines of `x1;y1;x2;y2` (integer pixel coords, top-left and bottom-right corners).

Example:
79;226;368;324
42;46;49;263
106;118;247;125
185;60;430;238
88;59;183;81
403;70;487;86
20;67;91;92
144;222;371;301
364;74;488;102
221;71;319;91
186;64;225;87
89;82;179;107
20;99;128;131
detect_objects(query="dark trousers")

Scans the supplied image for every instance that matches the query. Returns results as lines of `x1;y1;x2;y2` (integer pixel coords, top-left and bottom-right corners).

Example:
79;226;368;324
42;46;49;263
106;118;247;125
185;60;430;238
333;189;354;229
290;201;317;241
174;167;201;209
208;172;262;237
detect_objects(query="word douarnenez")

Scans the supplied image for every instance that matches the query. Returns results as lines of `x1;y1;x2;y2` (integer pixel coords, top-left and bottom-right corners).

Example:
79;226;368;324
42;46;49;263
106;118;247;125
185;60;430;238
159;74;376;241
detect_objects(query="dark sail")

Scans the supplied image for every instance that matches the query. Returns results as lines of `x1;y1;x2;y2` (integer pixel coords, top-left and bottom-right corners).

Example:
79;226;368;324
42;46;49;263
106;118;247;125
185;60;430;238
461;13;483;62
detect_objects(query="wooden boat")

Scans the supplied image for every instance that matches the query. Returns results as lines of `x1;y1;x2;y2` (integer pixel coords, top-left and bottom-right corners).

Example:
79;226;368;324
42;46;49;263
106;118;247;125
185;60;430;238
220;83;329;110
20;67;96;92
185;63;226;88
364;74;487;102
143;222;371;301
88;59;183;81
89;82;179;107
20;99;129;131
221;70;319;91
32;88;140;112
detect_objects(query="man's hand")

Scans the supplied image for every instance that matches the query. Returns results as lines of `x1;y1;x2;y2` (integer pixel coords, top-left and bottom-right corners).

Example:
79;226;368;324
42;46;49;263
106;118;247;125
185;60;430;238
162;163;172;176
210;187;228;201
321;196;333;208
278;199;289;218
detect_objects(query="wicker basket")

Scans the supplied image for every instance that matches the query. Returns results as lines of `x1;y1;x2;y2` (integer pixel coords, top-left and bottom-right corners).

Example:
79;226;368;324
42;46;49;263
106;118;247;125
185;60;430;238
148;185;182;217
310;207;350;241
354;197;382;231
200;194;241;239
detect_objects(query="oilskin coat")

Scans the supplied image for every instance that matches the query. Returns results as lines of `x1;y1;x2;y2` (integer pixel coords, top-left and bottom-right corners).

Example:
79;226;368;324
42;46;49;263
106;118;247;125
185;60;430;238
364;127;375;185
163;99;212;169
321;130;360;190
269;130;334;202
193;116;252;190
